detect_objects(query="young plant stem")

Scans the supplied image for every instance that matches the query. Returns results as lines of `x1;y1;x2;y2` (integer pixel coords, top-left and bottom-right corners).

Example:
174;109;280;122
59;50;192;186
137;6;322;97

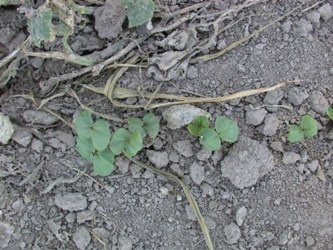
125;154;214;250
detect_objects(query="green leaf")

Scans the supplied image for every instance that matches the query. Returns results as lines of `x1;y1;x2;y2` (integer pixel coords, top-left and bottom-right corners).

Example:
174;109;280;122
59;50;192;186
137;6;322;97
287;125;304;143
215;116;239;143
122;0;156;28
142;113;160;138
128;117;145;137
327;106;333;121
75;111;93;139
91;119;111;151
92;148;115;176
199;128;221;151
110;128;128;155
126;131;143;157
188;116;210;137
76;136;94;161
28;8;53;47
300;115;317;138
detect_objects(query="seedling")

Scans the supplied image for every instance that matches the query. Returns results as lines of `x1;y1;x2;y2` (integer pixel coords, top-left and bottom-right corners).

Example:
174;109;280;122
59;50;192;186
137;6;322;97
287;115;318;143
188;115;239;151
327;106;333;121
122;0;156;28
75;111;159;176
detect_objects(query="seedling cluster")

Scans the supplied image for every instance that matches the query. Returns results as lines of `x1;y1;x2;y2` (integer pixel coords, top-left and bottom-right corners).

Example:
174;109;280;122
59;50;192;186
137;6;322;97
187;116;239;151
287;115;318;143
75;111;159;176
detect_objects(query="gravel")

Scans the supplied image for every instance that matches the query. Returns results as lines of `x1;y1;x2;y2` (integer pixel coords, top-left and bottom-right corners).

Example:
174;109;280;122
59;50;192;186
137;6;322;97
173;140;194;157
246;108;268;126
282;152;301;164
11;130;33;147
309;91;329;115
236;206;248;227
189;162;205;185
294;18;313;37
263;89;284;105
287;87;309;105
23;110;59;125
73;226;91;250
119;236;133;250
221;136;274;189
146;150;169;168
0;222;15;248
54;193;88;211
224;223;241;244
318;3;333;21
260;114;279;136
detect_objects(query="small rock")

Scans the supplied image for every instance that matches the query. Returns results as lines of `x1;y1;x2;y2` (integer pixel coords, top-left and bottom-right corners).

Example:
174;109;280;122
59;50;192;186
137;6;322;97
287;87;309;105
11;130;33;147
282;152;301;164
173;140;193;157
261;231;275;241
0;113;14;144
0;222;15;248
31;139;44;153
115;157;130;174
294;18;313;37
201;183;214;197
236;206;248;226
224;223;241;244
31;57;43;68
185;205;196;221
306;235;315;246
73;226;91;250
270;141;284;152
278;230;289;245
221;136;274;189
196;148;212;161
55;193;87;211
282;20;292;33
53;131;75;148
119;236;132;250
306;11;321;28
163;104;210;129
309;91;329;115
264;89;284;105
186;66;199;79
260;114;279;136
307;160;319;172
77;210;94;224
205;217;217;230
142;170;154;179
146;150;169;168
23;110;59;125
160;186;169;196
189;162;205;185
267;246;280;250
246;109;268;126
318;3;333;21
274;198;282;206
170;163;184;177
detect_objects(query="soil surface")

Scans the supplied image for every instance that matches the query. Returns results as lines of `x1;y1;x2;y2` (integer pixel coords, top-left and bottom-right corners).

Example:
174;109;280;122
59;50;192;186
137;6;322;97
1;0;333;250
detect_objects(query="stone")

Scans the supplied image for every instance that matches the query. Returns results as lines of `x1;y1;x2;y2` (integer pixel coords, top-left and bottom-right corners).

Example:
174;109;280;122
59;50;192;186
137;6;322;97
146;150;169;168
221;136;274;189
186;66;199;79
23;110;59;125
73;226;91;250
119;236;133;250
287;87;309;106
115;157;130;174
77;210;94;224
173;140;193;157
246;109;268;126
0;113;14;144
11;130;33;147
294;18;313;37
270;141;284;152
278;230;289;245
196;148;212;161
282;20;292;33
318;3;333;21
309;91;329;115
55;193;88;211
94;0;126;39
185;205;196;221
170;163;184;177
306;235;315;246
282;152;301;164
306;11;320;28
189;162;205;185
260;114;279;136
264;89;283;105
236;206;248;226
201;183;214;197
31;139;44;153
0;222;15;248
307;160;319;172
162;104;210;129
224;223;241;244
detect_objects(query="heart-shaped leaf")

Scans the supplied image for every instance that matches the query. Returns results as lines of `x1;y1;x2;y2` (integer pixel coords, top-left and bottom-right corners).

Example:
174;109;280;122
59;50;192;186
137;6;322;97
125;131;143;156
142;113;159;138
76;136;94;161
110;128;143;156
288;125;304;143
326;106;333;121
91;119;110;151
300;115;317;138
28;8;54;47
128;117;145;137
75;111;93;139
199;128;221;151
215;116;239;143
122;0;156;28
92;148;115;176
188;116;210;137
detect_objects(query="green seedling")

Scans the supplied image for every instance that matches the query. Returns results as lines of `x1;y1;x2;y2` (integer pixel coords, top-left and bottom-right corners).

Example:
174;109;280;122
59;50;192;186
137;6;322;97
188;115;239;151
122;0;156;28
75;111;159;176
288;115;318;143
327;106;333;121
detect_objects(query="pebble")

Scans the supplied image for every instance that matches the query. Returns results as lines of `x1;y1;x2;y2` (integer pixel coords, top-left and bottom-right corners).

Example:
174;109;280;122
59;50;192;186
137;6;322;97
196;148;212;161
221;136;274;189
287;87;309;106
0;222;15;248
146;150;169;168
201;183;214;198
264;89;284;105
55;192;88;211
295;18;313;37
307;160;319;172
162;104;210;129
306;235;315;246
23;110;59;125
31;57;43;68
170;163;184;177
119;236;132;250
189;162;205;185
160;186;169;196
246;108;268;126
73;226;91;250
173;140;193;157
282;20;292;33
309;91;329;115
185;205;196;221
224;223;241;244
31;138;44;153
282;152;301;164
0;113;14;144
260;114;279;136
77;210;94;224
236;206;248;226
318;3;333;21
270;141;284;152
115;157;130;174
306;11;321;28
11;130;33;147
278;230;289;245
186;66;199;79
